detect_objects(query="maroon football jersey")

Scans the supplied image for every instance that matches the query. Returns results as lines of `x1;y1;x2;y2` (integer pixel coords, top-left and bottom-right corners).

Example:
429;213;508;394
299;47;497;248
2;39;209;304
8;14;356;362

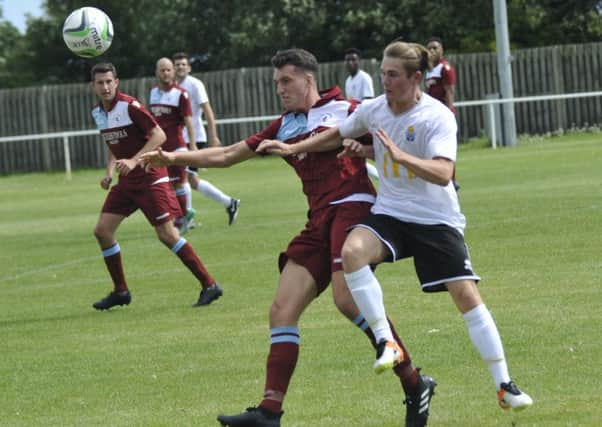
91;91;167;186
246;87;376;210
149;84;192;152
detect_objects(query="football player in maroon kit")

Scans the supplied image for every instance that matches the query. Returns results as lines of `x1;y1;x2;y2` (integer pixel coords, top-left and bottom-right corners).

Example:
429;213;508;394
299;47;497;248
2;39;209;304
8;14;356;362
426;37;460;190
141;49;430;427
149;57;195;233
89;63;222;310
425;37;456;113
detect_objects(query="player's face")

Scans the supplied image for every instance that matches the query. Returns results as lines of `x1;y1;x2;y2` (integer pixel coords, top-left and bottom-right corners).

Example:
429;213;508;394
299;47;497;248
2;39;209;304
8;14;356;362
273;65;312;112
380;56;419;106
427;41;443;62
93;71;119;105
157;63;175;86
174;59;190;79
345;53;360;74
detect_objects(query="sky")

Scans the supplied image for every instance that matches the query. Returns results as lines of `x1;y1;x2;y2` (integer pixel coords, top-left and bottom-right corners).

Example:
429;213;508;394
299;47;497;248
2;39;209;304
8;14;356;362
2;0;44;33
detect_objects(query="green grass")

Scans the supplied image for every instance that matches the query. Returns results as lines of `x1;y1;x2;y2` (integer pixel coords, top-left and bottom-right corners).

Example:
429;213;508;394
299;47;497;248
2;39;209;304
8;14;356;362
1;133;602;426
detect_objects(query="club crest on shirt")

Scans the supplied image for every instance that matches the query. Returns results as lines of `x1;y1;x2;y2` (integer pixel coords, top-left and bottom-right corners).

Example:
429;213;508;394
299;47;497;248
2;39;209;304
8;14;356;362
320;113;333;123
405;126;416;142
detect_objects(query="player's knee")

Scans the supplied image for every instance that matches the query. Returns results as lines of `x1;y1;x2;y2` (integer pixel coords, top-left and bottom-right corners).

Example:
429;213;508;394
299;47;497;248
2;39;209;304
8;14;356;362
341;237;367;270
269;299;286;323
93;224;108;242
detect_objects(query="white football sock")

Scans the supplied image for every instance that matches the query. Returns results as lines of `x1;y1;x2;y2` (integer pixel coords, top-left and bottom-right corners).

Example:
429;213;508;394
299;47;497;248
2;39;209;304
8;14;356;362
196;180;231;207
183;182;192;211
463;304;511;388
344;266;393;343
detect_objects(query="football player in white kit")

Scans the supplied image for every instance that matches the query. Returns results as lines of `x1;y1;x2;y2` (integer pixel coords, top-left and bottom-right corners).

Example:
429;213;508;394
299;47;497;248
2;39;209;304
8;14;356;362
172;52;240;227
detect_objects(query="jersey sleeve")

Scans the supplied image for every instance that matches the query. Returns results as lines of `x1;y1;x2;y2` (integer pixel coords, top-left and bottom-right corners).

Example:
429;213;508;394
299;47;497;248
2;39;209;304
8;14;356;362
128;100;158;136
339;102;369;139
180;90;192;117
361;73;375;99
196;79;209;104
442;63;456;87
425;111;457;162
244;119;282;152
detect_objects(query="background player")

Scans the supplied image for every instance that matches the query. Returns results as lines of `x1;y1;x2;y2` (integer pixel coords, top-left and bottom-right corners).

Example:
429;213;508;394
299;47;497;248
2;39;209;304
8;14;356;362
425;37;456;113
425;36;459;189
172;52;240;226
343;47;379;180
149;57;195;233
89;62;223;310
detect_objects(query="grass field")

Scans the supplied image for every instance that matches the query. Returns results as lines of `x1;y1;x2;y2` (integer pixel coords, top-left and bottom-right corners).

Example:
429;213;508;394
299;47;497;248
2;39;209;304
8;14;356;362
1;133;601;426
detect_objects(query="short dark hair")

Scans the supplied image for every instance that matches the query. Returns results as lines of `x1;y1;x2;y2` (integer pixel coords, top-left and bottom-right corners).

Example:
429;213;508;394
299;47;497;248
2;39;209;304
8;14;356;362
91;62;117;80
344;47;361;57
172;52;189;62
271;48;318;72
426;36;442;46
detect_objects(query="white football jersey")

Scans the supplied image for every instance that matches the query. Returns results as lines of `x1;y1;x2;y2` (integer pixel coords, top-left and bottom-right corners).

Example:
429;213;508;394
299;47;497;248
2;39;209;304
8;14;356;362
339;93;466;233
178;75;209;143
345;70;374;100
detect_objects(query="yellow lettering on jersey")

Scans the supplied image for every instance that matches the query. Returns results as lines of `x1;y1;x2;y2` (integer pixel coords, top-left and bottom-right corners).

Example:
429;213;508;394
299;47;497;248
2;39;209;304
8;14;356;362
383;152;400;178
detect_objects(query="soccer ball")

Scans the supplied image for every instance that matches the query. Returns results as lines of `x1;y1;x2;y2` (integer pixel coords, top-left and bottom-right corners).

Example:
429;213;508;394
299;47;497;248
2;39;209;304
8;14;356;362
62;7;113;58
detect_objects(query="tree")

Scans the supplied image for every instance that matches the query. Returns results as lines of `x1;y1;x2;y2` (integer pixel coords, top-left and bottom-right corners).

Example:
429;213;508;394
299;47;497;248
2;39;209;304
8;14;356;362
0;7;25;87
4;0;602;86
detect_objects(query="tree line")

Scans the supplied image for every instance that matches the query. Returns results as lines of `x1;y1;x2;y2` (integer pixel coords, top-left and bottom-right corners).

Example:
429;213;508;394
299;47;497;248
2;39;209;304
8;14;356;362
1;0;601;88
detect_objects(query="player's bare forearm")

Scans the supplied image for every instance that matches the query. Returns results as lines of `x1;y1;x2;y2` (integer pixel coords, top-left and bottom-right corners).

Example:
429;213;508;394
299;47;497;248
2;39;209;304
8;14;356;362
291;127;343;155
202;102;221;147
101;152;116;189
444;85;455;110
142;140;254;168
184;116;195;145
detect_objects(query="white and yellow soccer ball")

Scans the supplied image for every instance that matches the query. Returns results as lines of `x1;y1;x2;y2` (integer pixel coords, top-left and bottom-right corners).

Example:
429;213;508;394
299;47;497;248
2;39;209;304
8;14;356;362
62;7;113;58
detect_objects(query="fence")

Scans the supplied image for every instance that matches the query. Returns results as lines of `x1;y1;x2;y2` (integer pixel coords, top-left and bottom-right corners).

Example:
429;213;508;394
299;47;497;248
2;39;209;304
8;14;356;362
1;42;601;175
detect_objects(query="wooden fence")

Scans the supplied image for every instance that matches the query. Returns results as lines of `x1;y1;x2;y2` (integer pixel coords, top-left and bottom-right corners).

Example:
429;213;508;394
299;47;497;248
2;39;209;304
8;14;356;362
1;42;601;175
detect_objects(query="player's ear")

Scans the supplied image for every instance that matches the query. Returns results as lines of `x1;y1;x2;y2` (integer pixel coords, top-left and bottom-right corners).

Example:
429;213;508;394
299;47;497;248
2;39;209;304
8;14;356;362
414;71;423;84
306;72;315;86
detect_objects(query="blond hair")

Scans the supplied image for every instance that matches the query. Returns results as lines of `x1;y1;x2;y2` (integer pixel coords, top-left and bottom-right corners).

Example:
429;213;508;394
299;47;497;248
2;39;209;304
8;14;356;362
383;42;432;76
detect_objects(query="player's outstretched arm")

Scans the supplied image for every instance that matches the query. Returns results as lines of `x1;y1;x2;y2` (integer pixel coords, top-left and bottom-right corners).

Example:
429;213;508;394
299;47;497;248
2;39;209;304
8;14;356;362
140;140;255;169
257;127;343;157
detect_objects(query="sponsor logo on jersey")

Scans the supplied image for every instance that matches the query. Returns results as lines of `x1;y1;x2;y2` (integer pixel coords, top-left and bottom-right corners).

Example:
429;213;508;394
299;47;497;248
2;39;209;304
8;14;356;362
102;129;128;144
151;105;173;116
406;126;416;142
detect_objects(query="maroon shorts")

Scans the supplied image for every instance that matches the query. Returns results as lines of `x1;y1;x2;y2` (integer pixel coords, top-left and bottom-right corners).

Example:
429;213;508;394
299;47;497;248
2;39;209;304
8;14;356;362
278;201;373;295
102;180;182;226
167;165;187;184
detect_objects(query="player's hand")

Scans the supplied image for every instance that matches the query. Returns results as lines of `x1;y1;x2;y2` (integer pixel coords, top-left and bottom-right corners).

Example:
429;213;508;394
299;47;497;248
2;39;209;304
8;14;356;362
115;158;137;176
256;139;292;156
100;175;112;190
337;139;365;158
375;128;406;163
140;148;174;168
